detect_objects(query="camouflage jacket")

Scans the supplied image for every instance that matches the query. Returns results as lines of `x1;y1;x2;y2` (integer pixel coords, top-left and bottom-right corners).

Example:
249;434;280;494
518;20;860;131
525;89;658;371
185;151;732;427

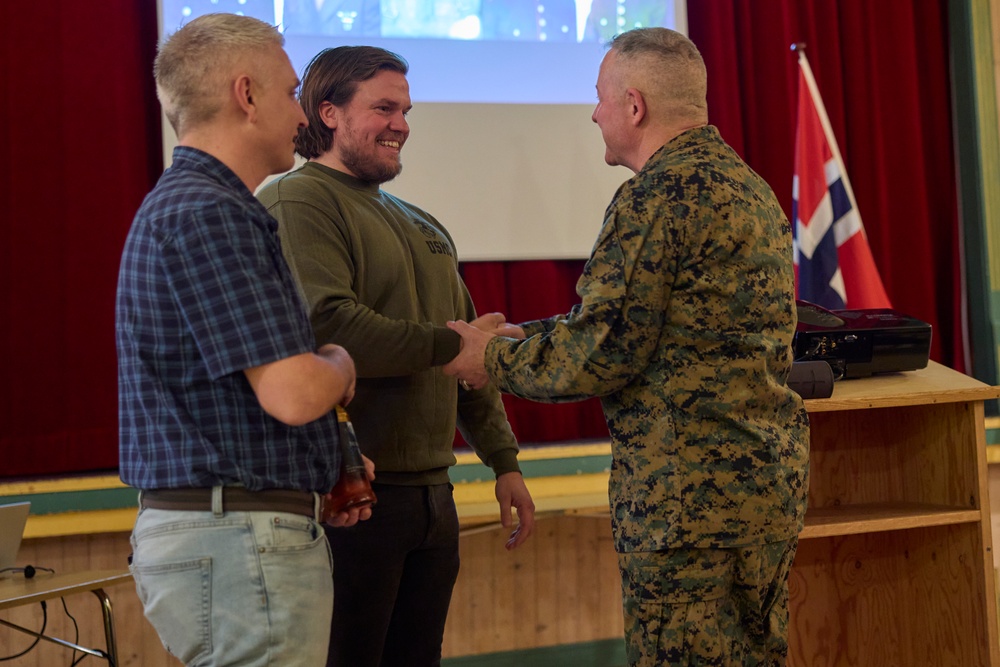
485;125;810;552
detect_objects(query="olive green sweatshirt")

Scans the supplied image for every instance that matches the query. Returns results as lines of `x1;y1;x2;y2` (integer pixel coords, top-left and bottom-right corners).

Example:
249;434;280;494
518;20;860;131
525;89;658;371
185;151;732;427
258;162;520;485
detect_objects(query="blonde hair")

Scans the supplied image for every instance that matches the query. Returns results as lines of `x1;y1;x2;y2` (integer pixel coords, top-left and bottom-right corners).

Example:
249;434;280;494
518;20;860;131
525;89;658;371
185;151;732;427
154;13;284;136
609;28;708;124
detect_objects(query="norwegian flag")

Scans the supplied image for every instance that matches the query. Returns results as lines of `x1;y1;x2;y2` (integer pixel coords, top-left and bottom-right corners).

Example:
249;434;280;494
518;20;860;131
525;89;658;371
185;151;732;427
792;50;891;310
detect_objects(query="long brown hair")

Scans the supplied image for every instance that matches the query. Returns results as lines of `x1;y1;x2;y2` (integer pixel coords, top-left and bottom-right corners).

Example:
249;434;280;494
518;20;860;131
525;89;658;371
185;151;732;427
295;46;409;159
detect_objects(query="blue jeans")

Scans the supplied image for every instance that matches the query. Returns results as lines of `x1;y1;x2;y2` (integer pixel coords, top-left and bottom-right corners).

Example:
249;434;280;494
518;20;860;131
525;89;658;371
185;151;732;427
130;500;334;666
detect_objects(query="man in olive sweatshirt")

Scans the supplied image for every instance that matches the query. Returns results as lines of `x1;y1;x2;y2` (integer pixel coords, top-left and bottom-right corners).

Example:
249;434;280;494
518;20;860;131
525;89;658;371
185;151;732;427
257;46;535;667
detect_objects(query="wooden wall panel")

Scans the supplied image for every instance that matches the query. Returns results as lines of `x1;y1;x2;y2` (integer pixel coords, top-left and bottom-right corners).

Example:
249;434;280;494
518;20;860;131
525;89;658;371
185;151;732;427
443;515;623;658
1;515;624;665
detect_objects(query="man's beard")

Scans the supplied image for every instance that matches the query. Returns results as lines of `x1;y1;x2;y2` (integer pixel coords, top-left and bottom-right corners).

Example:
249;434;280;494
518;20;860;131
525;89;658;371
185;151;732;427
336;130;403;184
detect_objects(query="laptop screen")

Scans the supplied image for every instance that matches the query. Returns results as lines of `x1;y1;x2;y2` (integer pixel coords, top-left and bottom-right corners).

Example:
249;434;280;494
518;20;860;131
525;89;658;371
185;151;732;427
0;501;31;577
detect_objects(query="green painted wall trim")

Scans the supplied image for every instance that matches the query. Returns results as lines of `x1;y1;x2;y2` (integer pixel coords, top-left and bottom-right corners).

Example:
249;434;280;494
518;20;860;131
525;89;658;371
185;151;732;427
0;454;612;515
442;638;626;667
0;487;139;516
949;0;1000;416
450;454;611;483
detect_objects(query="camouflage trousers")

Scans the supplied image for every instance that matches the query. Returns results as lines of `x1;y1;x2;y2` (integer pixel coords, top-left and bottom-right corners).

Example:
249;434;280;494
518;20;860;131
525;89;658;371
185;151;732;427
618;538;798;667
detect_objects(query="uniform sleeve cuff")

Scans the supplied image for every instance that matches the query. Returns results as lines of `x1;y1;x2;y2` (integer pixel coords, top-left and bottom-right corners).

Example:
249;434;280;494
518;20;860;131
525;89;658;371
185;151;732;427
519;320;547;337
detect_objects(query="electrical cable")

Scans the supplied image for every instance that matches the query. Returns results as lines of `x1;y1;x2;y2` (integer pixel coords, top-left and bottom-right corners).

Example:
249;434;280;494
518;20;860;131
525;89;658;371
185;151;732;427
61;596;81;665
0;600;47;661
0;565;56;579
62;596;114;666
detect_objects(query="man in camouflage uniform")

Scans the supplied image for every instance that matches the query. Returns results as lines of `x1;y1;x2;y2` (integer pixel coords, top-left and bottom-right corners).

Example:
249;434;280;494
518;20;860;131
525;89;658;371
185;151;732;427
444;27;810;666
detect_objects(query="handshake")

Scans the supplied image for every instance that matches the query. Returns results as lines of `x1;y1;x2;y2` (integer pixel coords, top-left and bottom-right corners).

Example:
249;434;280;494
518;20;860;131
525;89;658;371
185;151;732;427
442;312;524;391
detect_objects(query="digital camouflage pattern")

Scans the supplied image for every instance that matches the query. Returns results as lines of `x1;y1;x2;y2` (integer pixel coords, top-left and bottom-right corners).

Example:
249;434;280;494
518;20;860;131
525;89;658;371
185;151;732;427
485;125;810;553
619;539;797;666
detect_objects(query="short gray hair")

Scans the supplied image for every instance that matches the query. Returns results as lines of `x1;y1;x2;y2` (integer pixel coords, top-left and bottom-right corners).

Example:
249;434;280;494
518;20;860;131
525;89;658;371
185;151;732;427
609;28;708;123
154;13;284;136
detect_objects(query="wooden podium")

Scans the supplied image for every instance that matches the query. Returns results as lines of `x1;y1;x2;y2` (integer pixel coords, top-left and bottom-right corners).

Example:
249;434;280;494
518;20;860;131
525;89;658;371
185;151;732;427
789;361;1000;665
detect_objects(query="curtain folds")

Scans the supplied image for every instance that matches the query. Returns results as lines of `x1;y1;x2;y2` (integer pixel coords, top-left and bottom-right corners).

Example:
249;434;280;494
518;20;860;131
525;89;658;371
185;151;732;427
687;0;962;369
0;0;961;476
461;0;962;447
1;2;162;477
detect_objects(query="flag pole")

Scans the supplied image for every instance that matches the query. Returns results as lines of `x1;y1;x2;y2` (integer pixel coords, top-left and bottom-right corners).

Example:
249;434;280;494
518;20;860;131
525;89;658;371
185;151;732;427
789;42;891;309
790;44;865;242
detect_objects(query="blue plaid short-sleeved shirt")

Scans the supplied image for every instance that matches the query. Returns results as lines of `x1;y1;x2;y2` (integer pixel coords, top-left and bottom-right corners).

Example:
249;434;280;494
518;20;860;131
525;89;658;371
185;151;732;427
116;147;340;492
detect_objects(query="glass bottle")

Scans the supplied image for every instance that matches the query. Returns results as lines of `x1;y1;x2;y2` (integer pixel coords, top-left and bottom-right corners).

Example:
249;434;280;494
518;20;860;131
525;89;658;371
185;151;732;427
323;405;377;518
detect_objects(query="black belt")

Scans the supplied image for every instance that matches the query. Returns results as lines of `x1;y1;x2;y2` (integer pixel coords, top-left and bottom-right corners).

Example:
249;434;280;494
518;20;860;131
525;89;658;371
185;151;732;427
140;487;320;519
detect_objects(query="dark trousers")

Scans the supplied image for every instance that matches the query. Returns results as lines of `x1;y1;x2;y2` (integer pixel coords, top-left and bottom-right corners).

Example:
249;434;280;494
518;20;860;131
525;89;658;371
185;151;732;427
325;482;460;667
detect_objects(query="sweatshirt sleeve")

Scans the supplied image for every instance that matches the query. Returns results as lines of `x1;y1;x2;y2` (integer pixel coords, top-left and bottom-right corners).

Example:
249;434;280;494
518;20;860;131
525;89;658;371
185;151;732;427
270;197;461;377
454;284;521;477
455;382;521;477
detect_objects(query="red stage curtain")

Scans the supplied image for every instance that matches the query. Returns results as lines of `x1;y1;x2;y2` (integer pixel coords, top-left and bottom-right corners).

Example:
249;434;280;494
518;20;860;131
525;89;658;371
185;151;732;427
0;2;162;477
460;0;962;447
459;261;611;446
0;0;961;477
687;0;962;370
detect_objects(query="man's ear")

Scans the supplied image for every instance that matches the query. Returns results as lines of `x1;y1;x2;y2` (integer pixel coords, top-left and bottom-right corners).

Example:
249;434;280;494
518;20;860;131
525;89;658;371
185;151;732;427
318;101;338;130
234;74;256;119
625;87;646;127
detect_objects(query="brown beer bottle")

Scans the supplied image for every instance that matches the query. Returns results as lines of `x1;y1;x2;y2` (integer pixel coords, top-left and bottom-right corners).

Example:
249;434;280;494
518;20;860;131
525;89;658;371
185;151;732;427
323;406;377;517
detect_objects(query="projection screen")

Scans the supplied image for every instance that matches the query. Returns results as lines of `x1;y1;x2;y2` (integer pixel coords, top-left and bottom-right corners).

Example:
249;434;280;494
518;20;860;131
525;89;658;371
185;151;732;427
159;0;687;260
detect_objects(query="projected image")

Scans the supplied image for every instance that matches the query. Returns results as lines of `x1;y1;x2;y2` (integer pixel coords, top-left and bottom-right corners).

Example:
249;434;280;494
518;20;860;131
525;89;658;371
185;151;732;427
282;0;382;35
163;1;276;26
157;0;684;259
582;0;673;42
160;0;682;103
163;0;671;42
